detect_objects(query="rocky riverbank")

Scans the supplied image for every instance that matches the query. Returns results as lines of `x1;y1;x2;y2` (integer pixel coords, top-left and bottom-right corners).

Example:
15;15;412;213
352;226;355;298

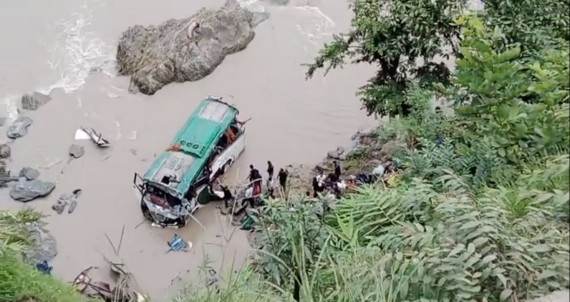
283;128;403;195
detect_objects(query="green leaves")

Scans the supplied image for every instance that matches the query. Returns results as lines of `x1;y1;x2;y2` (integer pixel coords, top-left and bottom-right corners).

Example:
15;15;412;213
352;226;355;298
452;14;569;166
306;0;467;116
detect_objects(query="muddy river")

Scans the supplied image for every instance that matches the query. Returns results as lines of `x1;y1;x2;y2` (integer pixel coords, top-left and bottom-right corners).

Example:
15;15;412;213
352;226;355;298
0;0;376;299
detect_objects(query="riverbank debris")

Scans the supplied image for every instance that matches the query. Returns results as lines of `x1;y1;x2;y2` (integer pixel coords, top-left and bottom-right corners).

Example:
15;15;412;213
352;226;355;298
75;126;110;148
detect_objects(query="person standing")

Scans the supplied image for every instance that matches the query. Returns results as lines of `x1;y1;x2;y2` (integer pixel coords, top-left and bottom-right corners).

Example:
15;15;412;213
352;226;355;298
278;168;288;193
312;176;320;198
267;161;274;180
248;165;261;182
333;161;341;179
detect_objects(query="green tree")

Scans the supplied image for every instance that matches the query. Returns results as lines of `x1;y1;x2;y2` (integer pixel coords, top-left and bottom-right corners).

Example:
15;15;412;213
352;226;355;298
450;14;569;166
481;0;570;53
305;0;466;117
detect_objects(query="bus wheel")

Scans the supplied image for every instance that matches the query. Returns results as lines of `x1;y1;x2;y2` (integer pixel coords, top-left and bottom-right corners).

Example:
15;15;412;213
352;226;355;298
140;202;152;221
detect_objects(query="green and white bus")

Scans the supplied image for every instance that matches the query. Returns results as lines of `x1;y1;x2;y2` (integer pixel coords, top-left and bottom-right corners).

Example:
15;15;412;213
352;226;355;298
133;96;246;227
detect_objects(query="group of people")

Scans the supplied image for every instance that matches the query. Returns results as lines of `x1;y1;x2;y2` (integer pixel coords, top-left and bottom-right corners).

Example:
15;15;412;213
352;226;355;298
308;158;402;199
237;157;401;206
235;161;290;231
244;161;289;203
310;161;344;198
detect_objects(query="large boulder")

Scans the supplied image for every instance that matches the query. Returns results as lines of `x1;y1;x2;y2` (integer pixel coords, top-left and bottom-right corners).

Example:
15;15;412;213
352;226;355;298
116;0;258;95
10;179;55;202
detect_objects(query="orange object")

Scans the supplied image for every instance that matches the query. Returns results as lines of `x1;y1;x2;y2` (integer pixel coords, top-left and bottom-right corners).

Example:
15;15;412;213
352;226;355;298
225;129;236;143
253;181;262;195
167;144;181;151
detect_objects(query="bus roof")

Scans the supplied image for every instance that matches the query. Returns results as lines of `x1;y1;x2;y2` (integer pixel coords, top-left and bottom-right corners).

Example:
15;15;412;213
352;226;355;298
143;96;239;196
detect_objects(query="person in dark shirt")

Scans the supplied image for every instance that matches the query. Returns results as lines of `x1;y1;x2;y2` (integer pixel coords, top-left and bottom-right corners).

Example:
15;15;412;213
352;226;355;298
333;161;341;179
278;168;288;192
221;185;233;209
248;165;261;182
267;161;274;180
312;176;320;198
326;172;339;185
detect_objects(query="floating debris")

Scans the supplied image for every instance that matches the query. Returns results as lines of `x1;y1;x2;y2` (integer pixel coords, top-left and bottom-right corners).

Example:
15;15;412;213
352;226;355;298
166;234;192;253
75;126;110;148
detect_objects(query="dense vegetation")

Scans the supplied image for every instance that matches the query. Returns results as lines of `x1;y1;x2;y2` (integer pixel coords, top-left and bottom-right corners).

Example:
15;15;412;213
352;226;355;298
174;0;569;301
1;0;568;301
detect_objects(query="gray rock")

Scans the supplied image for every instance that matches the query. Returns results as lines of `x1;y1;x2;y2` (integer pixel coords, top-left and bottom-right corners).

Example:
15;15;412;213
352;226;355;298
116;0;257;95
327;146;346;160
52;189;82;214
52;199;67;214
68;144;85;159
19;167;40;181
21;92;51;111
6;116;33;139
68;189;81;213
0;144;10;159
0;117;7;127
22;222;57;265
10;179;55;202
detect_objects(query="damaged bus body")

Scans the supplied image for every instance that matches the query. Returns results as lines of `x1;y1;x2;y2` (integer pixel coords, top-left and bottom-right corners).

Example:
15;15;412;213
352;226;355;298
133;96;245;227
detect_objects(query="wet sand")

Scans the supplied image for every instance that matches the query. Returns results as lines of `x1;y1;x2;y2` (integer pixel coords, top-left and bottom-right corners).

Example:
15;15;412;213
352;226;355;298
0;0;376;299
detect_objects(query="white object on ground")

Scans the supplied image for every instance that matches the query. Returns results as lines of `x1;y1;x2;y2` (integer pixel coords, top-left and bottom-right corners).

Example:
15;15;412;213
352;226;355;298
372;164;385;176
212;190;224;199
74;128;91;140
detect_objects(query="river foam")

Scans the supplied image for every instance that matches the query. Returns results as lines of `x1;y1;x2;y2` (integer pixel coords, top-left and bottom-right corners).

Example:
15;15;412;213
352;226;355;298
1;2;114;122
46;6;115;94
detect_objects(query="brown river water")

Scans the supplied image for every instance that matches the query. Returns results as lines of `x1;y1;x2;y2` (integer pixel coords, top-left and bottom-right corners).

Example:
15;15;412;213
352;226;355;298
0;0;377;299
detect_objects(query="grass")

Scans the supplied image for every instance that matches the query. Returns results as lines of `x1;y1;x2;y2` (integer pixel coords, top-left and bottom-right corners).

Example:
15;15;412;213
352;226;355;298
0;253;93;302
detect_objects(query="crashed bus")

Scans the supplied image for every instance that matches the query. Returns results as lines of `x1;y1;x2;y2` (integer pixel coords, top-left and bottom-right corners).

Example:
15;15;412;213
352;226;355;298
133;96;245;227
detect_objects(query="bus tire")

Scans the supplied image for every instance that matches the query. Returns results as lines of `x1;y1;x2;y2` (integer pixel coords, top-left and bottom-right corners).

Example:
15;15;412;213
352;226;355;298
140;202;152;221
